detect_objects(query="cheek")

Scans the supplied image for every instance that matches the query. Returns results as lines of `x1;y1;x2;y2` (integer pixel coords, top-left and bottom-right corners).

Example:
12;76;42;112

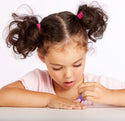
46;64;62;80
74;63;85;77
74;67;84;77
48;69;62;81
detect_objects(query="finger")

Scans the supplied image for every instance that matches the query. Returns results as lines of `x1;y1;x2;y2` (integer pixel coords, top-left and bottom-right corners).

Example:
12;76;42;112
82;91;96;98
75;102;85;107
79;82;99;88
72;105;86;110
79;82;101;93
84;96;97;103
79;86;95;94
62;102;85;110
51;102;72;110
71;102;86;110
60;100;85;110
60;104;73;110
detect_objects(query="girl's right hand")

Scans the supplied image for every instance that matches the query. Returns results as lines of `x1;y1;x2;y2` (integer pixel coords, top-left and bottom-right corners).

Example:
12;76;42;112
47;94;85;110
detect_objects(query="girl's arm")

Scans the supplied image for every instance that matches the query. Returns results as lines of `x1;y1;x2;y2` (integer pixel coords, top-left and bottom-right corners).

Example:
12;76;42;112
108;89;125;106
0;81;49;107
79;82;125;106
0;81;84;109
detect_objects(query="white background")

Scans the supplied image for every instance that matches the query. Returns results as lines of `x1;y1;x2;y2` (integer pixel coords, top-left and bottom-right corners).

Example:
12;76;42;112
0;0;125;88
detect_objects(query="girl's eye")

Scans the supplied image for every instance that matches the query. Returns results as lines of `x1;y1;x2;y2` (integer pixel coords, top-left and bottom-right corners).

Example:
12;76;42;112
52;67;62;71
52;63;82;71
73;63;82;67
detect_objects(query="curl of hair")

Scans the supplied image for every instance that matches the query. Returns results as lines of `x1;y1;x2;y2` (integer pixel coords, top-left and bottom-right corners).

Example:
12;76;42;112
6;13;41;58
77;4;108;42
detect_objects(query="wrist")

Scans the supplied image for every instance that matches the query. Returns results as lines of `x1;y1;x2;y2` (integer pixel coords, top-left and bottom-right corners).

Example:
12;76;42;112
44;93;55;107
107;89;125;106
40;93;54;107
106;89;118;105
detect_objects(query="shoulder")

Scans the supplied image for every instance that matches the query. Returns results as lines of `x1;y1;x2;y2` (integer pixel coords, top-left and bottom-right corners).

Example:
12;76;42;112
84;72;124;89
19;68;50;91
29;68;47;75
21;68;49;79
26;68;55;94
84;72;101;82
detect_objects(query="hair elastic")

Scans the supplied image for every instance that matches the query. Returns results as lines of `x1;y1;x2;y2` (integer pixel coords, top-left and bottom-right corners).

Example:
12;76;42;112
37;24;41;31
77;12;84;19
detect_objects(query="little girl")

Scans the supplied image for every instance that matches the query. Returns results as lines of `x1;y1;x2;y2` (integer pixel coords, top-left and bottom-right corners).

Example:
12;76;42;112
0;3;125;109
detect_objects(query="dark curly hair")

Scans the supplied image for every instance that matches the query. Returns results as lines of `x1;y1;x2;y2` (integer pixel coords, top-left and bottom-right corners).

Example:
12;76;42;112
6;3;108;58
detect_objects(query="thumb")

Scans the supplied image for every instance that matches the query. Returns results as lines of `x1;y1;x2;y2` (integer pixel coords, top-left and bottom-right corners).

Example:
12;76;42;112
78;84;85;94
78;87;84;94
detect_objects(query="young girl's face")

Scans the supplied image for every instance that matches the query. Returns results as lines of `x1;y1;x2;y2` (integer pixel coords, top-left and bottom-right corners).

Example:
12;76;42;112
39;41;86;91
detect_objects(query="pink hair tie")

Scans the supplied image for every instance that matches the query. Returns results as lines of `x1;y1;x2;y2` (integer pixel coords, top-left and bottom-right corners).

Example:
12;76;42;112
77;12;84;19
37;24;41;31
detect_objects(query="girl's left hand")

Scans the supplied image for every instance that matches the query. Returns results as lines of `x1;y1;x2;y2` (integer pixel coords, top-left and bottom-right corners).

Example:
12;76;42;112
79;82;112;104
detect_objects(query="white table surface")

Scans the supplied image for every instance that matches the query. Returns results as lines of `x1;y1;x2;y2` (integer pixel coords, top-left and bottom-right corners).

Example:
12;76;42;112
0;107;125;121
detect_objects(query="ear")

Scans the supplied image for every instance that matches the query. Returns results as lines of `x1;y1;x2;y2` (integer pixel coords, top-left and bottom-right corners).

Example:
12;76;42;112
37;50;45;63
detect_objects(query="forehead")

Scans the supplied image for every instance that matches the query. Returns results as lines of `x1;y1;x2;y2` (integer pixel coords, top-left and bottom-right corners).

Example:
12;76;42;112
46;34;87;54
45;41;86;63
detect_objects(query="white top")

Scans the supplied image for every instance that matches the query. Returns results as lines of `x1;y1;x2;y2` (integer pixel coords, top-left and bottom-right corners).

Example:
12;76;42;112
19;68;125;107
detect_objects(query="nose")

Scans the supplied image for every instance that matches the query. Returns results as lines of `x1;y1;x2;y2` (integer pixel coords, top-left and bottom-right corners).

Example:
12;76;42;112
64;68;73;79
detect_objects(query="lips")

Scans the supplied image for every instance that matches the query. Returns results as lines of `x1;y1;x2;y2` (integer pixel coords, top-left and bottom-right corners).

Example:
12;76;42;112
64;81;74;87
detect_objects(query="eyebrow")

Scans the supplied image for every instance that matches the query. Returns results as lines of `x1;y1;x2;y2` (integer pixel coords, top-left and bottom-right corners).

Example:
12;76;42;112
50;57;83;66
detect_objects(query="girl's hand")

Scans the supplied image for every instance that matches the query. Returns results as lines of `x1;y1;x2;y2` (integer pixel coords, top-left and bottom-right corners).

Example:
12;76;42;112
47;94;85;110
79;82;112;104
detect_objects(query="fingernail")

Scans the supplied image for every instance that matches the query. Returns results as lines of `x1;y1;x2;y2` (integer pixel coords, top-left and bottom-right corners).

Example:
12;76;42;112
67;107;72;110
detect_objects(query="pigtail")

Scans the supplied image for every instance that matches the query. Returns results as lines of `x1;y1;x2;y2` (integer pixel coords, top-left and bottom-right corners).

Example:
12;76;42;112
77;4;108;42
6;13;41;58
